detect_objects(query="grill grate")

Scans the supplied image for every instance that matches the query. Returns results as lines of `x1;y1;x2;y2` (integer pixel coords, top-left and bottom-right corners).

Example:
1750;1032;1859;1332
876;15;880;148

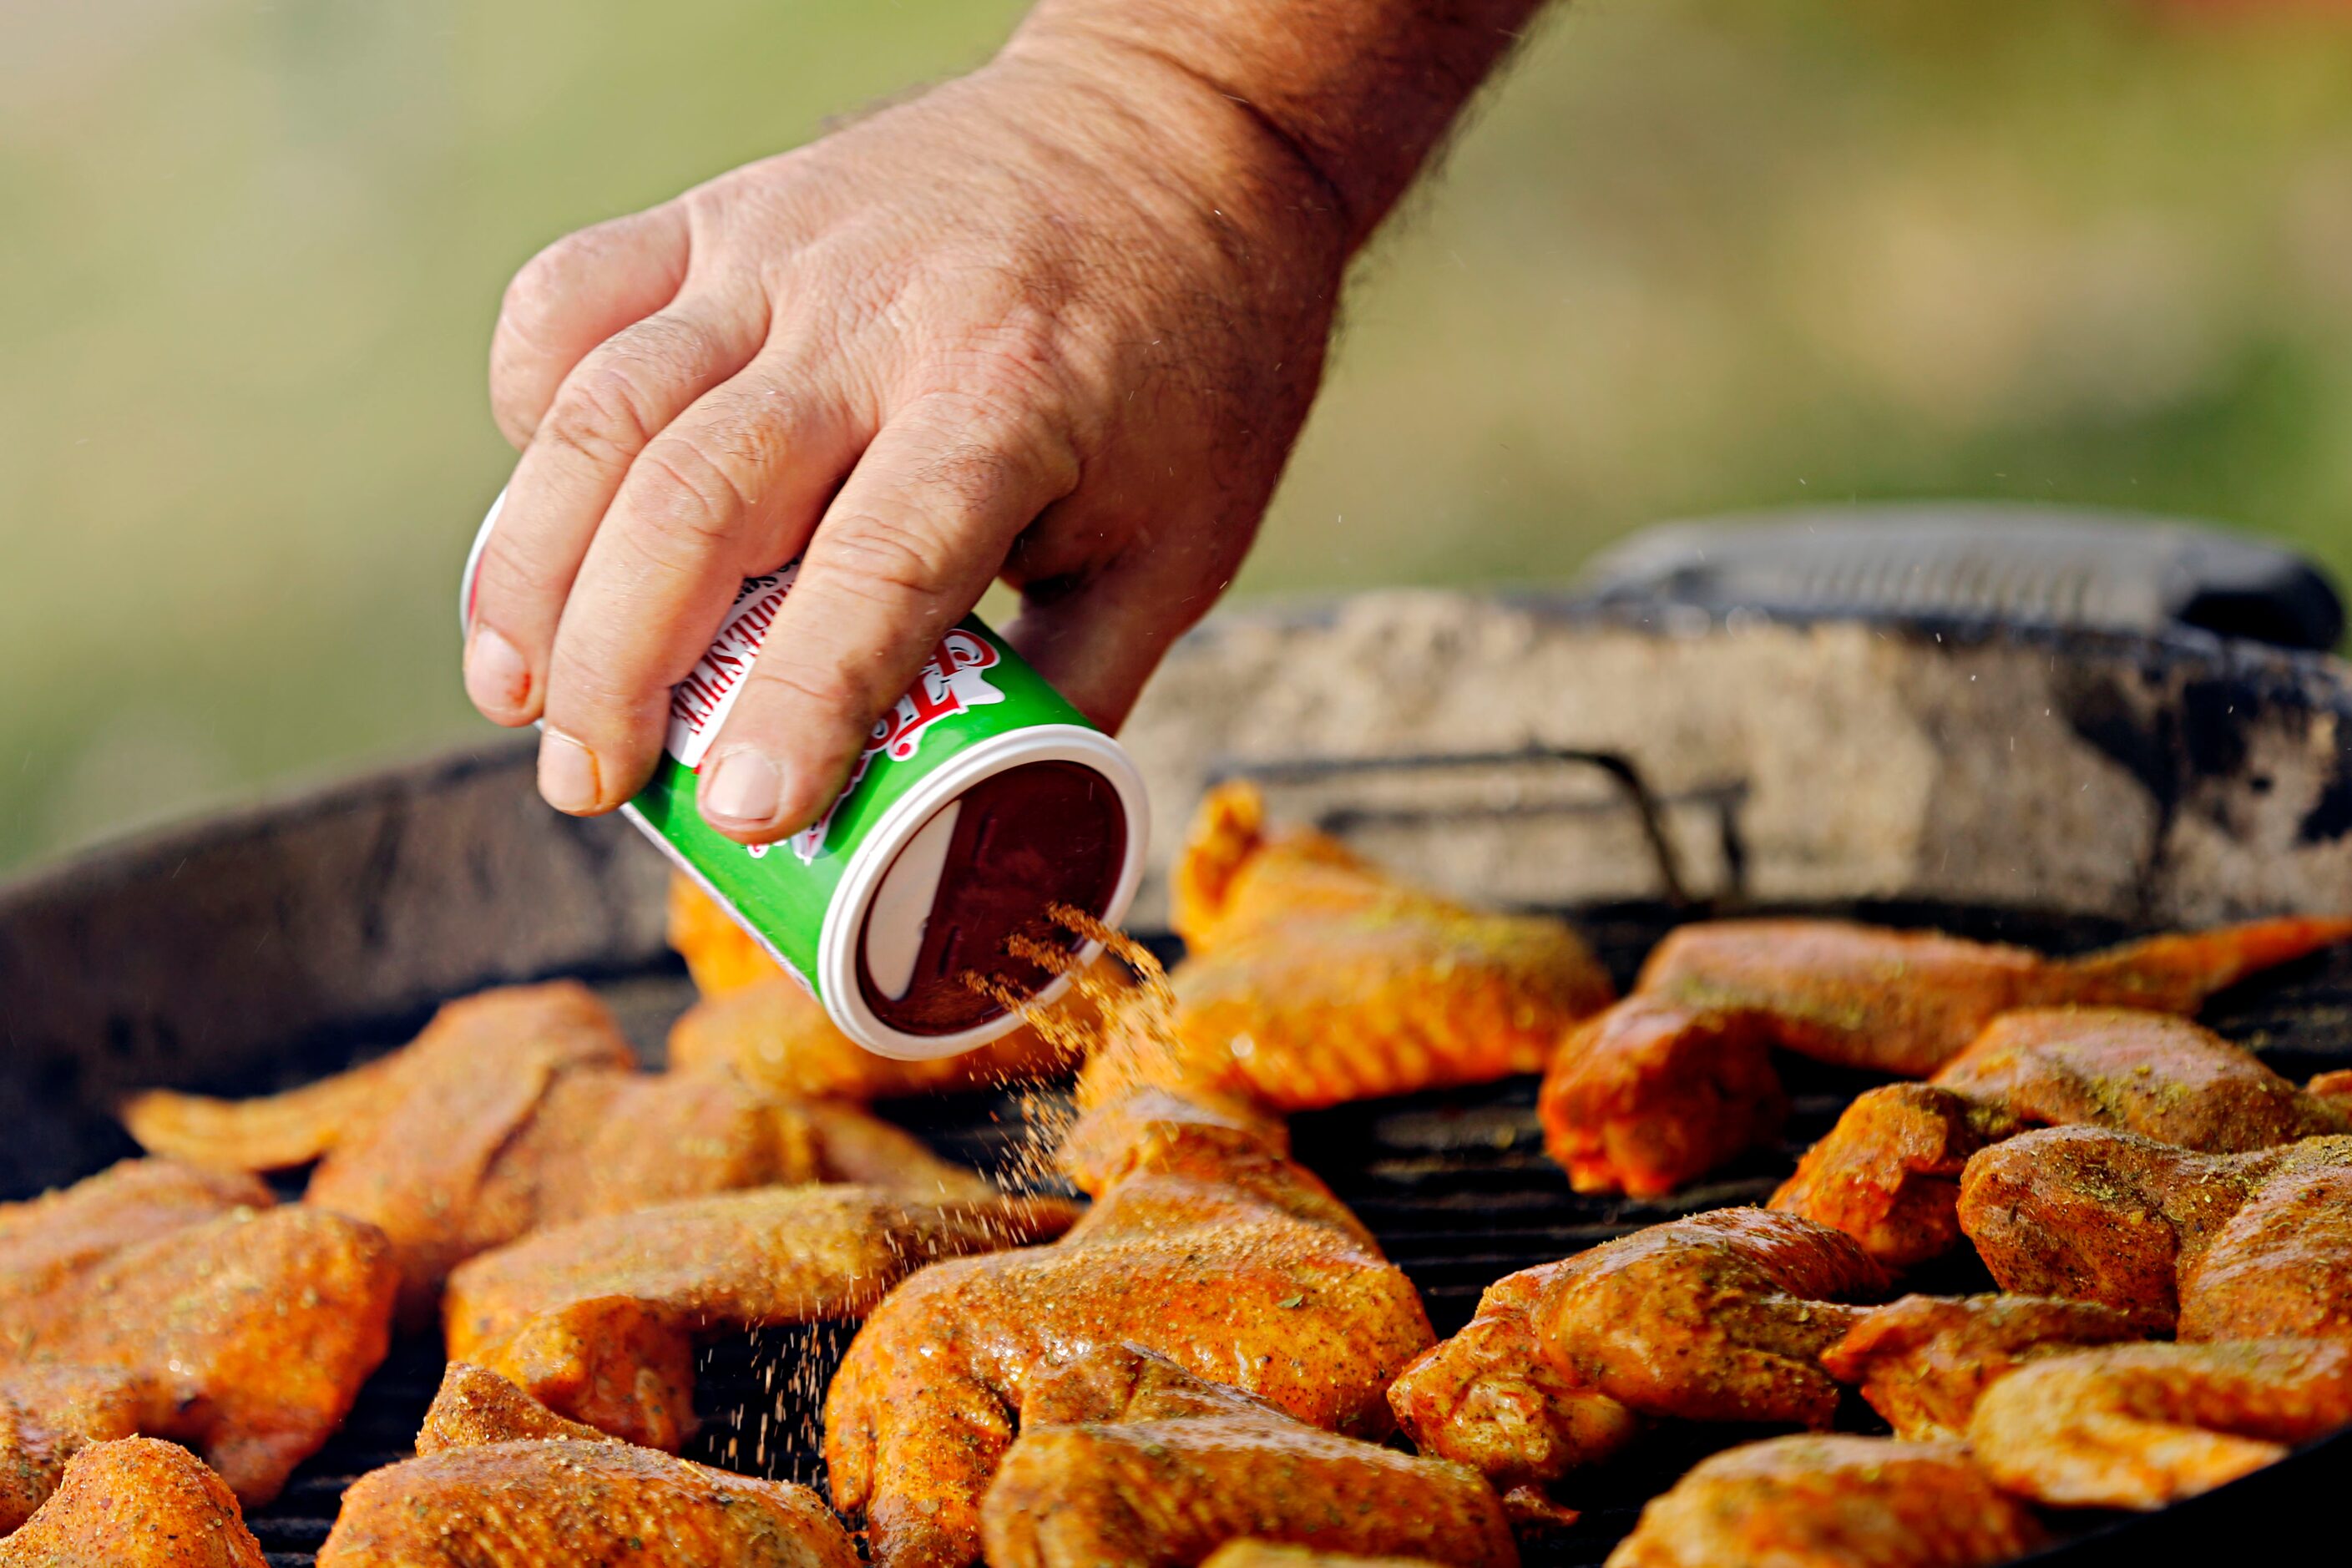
238;897;2352;1565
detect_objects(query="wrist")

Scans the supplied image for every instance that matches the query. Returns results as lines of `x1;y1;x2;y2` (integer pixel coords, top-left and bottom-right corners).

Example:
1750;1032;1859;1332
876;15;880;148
990;23;1356;278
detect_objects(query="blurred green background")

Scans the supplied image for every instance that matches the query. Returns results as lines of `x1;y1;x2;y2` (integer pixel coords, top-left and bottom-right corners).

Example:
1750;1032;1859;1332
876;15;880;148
7;0;2352;873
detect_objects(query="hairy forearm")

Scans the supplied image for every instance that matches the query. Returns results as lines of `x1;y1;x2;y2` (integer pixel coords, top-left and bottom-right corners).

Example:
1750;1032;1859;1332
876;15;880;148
1007;0;1551;252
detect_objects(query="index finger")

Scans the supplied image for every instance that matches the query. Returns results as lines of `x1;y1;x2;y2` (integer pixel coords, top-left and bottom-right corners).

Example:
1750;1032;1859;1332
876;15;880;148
692;392;1080;842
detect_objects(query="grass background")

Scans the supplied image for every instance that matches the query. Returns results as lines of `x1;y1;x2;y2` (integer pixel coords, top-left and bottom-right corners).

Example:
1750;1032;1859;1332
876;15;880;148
8;0;2352;870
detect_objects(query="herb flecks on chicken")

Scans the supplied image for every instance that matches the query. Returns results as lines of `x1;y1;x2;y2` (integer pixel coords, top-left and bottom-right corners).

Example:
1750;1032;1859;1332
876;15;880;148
981;1343;1516;1568
827;1090;1435;1568
1078;782;1612;1115
444;1185;1075;1449
1774;1008;2347;1267
1605;1434;2046;1568
1542;916;2352;1196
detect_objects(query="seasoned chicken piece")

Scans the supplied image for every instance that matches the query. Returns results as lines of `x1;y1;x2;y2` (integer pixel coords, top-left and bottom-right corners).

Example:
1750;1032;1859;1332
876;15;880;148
1542;916;2352;1196
1201;1546;1449;1568
1769;1087;2023;1270
119;983;902;1324
0;1366;175;1531
1641;915;2352;1075
121;981;631;1171
320;1367;860;1568
0;1157;272;1302
1820;1294;2148;1440
1775;1009;2343;1267
0;1437;266;1568
826;1091;1436;1568
797;1100;999;1201
1080;784;1613;1115
1537;999;1791;1198
0;1161;397;1506
444;1186;1076;1449
1391;1209;1886;1498
1957;1127;2352;1328
981;1343;1515;1568
415;1361;616;1452
1968;1339;2352;1510
1383;1266;1645;1493
2176;1156;2352;1343
1605;1434;2046;1568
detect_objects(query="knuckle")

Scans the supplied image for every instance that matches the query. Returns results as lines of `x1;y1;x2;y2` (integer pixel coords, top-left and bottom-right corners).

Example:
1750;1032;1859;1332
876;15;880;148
476;529;565;606
539;366;665;471
812;511;959;606
498;235;589;346
629;438;753;555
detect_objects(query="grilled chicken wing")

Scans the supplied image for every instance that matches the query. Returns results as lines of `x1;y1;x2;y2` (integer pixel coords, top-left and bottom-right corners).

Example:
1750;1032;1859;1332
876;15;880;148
981;1343;1515;1568
1957;1127;2352;1329
1076;784;1613;1115
0;1366;175;1532
119;981;1011;1324
0;1437;266;1568
319;1364;859;1568
0;1161;396;1506
414;1362;617;1452
1201;1546;1449;1568
121;982;630;1172
825;1091;1435;1568
443;1186;1075;1450
0;1157;272;1302
1542;916;2352;1196
1774;1009;2344;1267
1605;1434;2046;1568
1820;1294;2148;1441
1389;1209;1887;1495
1967;1339;2352;1510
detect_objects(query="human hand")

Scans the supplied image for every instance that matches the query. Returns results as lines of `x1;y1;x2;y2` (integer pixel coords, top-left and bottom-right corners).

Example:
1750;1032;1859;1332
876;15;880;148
463;35;1349;843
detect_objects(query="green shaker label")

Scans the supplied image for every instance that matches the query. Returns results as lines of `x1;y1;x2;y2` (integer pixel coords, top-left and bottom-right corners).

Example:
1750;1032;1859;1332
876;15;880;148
630;564;1090;996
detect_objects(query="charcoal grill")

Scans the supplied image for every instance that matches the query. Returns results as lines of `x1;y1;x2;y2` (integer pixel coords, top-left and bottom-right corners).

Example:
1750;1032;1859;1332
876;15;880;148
9;511;2352;1565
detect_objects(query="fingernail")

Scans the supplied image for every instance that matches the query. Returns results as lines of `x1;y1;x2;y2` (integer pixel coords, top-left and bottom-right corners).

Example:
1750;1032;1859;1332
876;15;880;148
538;731;602;813
464;624;532;715
701;749;783;830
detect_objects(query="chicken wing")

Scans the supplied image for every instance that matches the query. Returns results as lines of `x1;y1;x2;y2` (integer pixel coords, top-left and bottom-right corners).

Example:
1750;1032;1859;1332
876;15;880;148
443;1186;1077;1450
1956;1127;2352;1328
414;1361;616;1452
318;1364;859;1568
0;1437;266;1568
1605;1434;2046;1568
1967;1339;2352;1510
2176;1155;2352;1343
1201;1546;1449;1568
1820;1293;2148;1441
1774;1009;2344;1267
1389;1208;1887;1498
981;1343;1515;1568
825;1091;1435;1568
0;1157;272;1302
120;981;631;1171
0;1366;175;1531
1641;915;2352;1075
0;1161;397;1506
119;982;941;1324
1542;915;2352;1196
1769;1087;2022;1270
1077;784;1613;1115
